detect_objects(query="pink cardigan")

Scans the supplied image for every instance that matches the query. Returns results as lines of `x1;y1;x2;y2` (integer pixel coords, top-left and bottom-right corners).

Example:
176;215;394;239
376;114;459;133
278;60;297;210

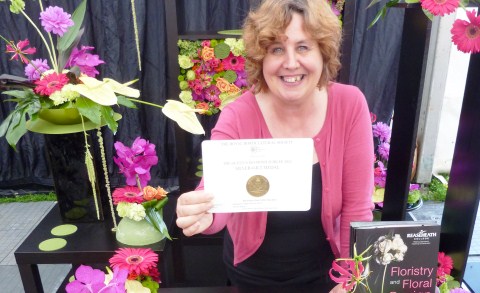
196;82;374;266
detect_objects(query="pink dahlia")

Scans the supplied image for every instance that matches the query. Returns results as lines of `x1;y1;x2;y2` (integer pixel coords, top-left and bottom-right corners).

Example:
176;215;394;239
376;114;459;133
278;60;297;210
34;72;69;96
112;186;144;204
66;46;105;77
24;58;50;80
109;248;158;278
39;6;74;36
451;10;480;54
420;0;459;17
5;39;36;64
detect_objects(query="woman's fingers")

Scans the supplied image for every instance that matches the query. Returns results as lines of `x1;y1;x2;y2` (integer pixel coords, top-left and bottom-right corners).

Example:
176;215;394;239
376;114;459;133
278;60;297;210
176;201;213;217
176;213;213;236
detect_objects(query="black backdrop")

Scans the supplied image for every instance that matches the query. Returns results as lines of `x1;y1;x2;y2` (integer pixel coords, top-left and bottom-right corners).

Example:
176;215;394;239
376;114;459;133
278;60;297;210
0;0;402;194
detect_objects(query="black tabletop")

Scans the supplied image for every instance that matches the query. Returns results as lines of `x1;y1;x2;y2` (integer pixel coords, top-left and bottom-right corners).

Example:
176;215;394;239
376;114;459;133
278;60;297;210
15;195;177;265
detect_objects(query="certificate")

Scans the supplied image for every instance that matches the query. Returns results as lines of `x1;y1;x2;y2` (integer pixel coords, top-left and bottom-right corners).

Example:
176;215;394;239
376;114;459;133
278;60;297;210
201;138;314;213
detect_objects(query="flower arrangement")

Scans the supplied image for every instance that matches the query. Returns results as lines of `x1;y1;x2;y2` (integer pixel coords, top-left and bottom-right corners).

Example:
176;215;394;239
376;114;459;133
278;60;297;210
177;38;248;116
0;0;204;221
112;137;171;240
66;247;161;292
371;113;420;208
368;0;480;54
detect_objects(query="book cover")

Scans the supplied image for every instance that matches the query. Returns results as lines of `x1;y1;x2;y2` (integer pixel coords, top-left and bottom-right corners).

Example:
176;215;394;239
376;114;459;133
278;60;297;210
349;221;441;293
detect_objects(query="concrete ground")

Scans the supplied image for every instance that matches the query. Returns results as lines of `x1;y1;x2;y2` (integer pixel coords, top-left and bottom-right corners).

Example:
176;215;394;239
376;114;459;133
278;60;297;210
1;200;479;292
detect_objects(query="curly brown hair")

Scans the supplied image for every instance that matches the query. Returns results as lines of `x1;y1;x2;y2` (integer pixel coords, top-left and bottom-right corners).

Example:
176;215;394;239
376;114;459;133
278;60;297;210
242;0;342;93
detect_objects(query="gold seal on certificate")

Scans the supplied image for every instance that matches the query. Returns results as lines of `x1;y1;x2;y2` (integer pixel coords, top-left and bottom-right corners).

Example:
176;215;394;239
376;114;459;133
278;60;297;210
246;175;270;197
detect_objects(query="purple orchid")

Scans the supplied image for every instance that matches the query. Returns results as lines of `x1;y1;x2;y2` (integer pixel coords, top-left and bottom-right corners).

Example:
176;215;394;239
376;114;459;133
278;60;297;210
234;70;248;88
65;265;106;293
66;46;105;77
39;6;74;36
113;137;158;187
372;122;391;143
24;58;50;80
98;267;128;293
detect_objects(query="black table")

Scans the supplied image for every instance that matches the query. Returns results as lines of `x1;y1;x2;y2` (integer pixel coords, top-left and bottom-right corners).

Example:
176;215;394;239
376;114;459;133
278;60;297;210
14;196;177;293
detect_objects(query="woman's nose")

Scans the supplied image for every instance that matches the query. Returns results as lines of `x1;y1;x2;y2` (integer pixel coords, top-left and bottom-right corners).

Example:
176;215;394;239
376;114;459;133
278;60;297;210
283;50;299;69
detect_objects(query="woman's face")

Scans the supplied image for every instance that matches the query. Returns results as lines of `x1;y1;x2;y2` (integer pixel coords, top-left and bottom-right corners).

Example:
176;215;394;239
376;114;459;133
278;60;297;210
262;13;323;104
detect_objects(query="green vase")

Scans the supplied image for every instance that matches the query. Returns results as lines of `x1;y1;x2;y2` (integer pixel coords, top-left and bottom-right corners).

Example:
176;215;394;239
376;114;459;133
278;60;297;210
38;108;86;125
116;217;165;246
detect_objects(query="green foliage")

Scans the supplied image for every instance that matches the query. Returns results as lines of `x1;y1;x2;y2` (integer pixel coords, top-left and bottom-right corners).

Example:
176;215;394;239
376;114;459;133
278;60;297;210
423;174;449;202
214;42;231;59
0;192;56;204
223;70;237;83
407;190;421;204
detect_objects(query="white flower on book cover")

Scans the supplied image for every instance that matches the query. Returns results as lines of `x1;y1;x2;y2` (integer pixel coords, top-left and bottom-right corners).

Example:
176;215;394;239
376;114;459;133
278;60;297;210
373;233;408;265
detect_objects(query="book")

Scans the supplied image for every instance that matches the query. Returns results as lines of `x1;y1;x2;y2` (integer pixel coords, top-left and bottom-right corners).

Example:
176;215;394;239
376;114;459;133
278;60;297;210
349;221;441;293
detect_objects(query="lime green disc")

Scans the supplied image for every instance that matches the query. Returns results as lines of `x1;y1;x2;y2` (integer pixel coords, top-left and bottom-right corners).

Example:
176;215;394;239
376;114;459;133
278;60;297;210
38;238;67;251
217;29;243;36
51;224;78;236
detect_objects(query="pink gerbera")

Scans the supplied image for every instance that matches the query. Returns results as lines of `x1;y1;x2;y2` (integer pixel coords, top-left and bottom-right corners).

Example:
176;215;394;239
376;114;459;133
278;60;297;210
39;6;74;36
420;0;459;17
451;10;480;54
112;186;144;204
109;248;158;277
34;72;69;96
222;53;245;71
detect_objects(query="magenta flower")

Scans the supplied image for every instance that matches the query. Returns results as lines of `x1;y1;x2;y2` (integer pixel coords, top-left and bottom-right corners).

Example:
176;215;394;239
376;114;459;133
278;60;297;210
329;259;365;291
113;137;158;187
24;58;50;80
234;70;248;88
377;141;390;161
374;161;387;188
65;265;106;293
66;46;105;77
409;183;420;191
451;9;480;54
5;39;36;64
420;0;459;17
222;53;245;71
101;267;128;292
372;122;391;143
204;85;220;102
39;6;74;36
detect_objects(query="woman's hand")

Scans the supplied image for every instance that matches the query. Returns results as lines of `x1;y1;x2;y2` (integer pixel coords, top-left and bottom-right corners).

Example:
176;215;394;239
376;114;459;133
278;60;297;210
329;284;347;293
176;190;214;236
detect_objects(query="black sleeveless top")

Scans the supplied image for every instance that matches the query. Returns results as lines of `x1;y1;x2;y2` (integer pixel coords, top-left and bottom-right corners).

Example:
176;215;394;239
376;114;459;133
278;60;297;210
223;163;336;287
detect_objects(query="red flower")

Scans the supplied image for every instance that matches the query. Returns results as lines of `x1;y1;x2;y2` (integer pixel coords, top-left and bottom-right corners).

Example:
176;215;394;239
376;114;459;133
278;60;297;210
112;186;144;204
34;72;69;96
436;252;454;285
420;0;459;17
109;248;158;278
329;259;365;291
5;39;36;64
451;9;480;54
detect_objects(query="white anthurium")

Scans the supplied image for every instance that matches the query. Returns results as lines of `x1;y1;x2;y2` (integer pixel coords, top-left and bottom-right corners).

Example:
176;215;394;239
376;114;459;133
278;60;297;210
72;76;118;105
103;78;140;98
162;100;205;135
125;279;150;293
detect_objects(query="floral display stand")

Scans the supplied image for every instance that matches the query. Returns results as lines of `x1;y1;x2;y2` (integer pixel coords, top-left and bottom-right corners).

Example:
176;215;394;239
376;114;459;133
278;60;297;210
43;131;106;222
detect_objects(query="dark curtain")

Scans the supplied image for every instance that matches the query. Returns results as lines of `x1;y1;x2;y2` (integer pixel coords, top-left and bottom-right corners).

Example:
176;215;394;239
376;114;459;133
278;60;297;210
347;0;404;124
0;0;401;194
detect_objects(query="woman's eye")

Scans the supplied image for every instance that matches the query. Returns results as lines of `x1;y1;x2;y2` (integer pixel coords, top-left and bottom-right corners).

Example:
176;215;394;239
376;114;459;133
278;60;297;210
271;47;283;54
298;45;309;52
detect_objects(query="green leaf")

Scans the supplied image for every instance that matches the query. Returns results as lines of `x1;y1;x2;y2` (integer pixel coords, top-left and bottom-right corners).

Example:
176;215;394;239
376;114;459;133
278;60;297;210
6;111;27;150
2;90;29;100
404;0;420;3
422;8;434;21
141;277;160;292
0;112;14;137
57;0;87;51
366;0;383;9
368;5;387;29
386;0;400;8
144;208;171;240
76;97;102;125
57;28;84;71
100;106;118;134
116;95;137;108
